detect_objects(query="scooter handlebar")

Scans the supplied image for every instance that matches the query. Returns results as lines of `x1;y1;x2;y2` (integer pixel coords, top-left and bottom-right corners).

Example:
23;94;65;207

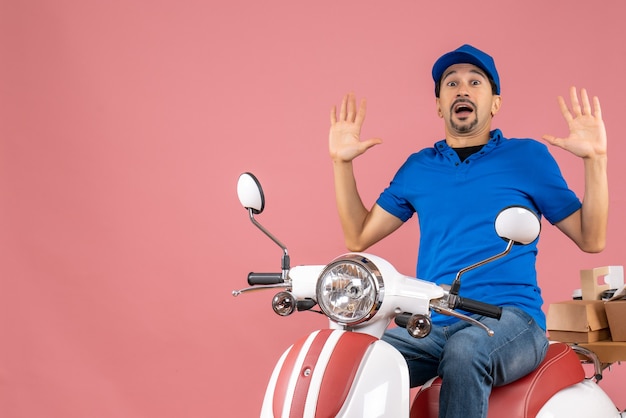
455;297;502;319
247;272;283;285
394;312;413;328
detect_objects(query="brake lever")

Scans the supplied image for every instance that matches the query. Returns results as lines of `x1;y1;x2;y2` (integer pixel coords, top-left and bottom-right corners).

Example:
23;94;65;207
232;283;290;297
430;299;495;336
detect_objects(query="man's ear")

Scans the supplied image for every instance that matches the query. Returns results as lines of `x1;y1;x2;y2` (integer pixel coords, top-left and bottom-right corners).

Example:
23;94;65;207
491;95;502;117
436;98;443;118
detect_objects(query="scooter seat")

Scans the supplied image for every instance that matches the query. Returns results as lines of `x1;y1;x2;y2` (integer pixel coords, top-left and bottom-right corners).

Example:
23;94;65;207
410;342;585;418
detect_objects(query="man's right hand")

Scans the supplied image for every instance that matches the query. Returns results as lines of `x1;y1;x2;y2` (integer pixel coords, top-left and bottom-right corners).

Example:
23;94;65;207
329;92;383;163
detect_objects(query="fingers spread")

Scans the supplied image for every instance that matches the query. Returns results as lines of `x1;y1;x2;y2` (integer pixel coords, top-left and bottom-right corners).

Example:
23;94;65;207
339;94;348;121
542;134;564;149
580;87;591;115
557;95;573;122
593;96;602;119
569;86;582;116
347;93;356;121
355;98;367;126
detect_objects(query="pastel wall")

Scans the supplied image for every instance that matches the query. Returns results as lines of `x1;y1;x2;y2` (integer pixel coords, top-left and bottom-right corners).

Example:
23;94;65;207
1;1;624;417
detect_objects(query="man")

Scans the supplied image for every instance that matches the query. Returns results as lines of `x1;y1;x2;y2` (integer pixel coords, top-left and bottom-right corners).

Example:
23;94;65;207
328;44;608;418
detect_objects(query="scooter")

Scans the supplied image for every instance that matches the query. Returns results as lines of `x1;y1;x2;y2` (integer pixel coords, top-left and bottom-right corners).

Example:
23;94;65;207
233;172;624;417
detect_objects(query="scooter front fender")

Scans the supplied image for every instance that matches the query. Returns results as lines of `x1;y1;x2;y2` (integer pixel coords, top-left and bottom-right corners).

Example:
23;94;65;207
261;329;410;418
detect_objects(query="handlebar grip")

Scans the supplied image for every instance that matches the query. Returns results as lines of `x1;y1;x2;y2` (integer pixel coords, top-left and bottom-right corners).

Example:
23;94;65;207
247;272;283;285
394;312;413;328
456;297;502;319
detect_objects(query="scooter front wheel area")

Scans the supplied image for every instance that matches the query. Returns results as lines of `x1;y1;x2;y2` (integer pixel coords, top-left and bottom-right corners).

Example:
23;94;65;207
261;329;410;417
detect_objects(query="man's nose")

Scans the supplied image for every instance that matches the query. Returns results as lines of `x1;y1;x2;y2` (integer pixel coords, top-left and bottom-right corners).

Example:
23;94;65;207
456;84;470;96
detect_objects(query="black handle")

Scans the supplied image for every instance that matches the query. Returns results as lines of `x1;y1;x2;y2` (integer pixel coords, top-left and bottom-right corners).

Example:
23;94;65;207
247;272;283;285
297;299;317;312
394;312;413;328
456;297;502;319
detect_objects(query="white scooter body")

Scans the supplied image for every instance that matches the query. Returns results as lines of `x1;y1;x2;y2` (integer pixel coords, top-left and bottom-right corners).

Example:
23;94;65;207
261;330;409;417
260;260;623;417
258;260;434;417
538;379;621;417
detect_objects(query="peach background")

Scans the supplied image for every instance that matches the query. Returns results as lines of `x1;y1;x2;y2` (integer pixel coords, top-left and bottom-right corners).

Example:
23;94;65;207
1;1;624;417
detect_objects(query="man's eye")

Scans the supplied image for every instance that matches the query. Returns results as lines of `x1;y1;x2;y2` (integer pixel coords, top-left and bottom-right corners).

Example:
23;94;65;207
446;81;457;87
471;80;481;86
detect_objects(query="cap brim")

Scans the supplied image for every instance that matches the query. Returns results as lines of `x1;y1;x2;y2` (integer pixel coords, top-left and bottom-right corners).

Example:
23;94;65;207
432;51;493;85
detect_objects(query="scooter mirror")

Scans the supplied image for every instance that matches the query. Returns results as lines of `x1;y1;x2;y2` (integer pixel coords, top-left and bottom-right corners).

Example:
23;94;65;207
237;172;265;214
494;206;541;245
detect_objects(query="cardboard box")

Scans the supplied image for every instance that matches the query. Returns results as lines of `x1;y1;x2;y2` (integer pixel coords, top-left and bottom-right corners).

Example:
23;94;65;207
549;329;610;343
580;266;611;300
546;300;610;343
576;341;626;363
604;300;626;341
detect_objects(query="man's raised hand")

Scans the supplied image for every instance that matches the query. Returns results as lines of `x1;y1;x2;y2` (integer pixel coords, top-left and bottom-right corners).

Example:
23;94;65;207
329;93;383;163
542;86;607;160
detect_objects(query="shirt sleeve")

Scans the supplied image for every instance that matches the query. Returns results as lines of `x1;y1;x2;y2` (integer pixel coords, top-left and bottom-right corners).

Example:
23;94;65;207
526;141;582;224
375;158;416;223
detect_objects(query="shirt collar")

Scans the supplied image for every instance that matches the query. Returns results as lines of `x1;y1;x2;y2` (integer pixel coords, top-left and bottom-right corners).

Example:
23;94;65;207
434;129;503;157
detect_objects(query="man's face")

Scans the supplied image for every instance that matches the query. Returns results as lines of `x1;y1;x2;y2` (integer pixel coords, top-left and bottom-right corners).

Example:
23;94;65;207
436;63;501;136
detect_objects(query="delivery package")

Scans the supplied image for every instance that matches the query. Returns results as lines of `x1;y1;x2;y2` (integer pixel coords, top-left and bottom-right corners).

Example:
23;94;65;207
604;284;626;342
547;300;610;343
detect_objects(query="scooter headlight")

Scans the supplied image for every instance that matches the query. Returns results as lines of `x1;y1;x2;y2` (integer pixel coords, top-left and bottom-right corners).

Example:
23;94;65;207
316;254;384;326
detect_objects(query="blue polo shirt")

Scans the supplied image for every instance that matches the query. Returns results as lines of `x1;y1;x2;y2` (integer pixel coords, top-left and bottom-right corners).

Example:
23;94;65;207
376;129;581;329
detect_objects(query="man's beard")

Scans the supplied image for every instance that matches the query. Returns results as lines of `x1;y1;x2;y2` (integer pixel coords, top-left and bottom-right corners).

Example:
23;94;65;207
450;116;478;133
449;98;478;133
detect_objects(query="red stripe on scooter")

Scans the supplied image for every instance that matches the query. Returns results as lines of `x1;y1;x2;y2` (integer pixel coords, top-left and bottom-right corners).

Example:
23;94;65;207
272;330;377;417
289;329;334;417
315;332;377;417
272;330;333;418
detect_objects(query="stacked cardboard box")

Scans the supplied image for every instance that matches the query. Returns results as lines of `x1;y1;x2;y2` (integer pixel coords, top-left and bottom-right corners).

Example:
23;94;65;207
547;300;610;343
605;300;626;341
547;266;625;344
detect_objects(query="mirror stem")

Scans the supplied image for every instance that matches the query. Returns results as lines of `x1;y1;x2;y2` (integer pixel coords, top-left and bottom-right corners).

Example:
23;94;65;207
248;209;290;278
449;239;514;296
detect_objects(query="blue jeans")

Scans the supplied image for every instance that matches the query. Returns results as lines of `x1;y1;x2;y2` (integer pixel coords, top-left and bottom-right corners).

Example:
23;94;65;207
382;307;549;418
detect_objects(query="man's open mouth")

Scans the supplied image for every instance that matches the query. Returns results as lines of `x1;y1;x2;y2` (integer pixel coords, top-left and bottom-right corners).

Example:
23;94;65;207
452;100;475;118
